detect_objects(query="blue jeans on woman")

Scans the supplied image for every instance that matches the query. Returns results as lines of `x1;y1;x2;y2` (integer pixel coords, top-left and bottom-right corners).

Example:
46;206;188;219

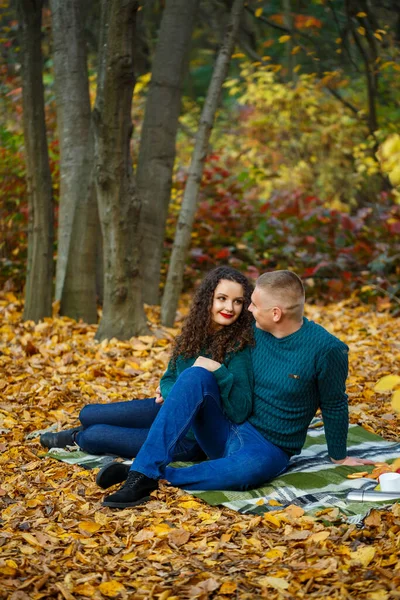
132;367;290;491
75;397;205;462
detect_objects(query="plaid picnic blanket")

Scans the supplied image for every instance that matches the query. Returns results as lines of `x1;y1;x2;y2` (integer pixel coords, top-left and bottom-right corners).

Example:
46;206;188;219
41;423;400;524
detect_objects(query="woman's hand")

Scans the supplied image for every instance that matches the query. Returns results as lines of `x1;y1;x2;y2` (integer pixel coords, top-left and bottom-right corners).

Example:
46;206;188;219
155;386;164;404
192;356;221;372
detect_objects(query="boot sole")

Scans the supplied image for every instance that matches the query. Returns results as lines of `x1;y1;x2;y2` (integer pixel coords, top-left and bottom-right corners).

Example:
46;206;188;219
101;495;152;508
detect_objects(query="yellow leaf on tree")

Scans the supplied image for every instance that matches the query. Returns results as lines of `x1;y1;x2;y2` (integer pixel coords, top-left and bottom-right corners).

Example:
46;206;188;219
350;545;375;567
258;576;289;590
78;521;102;534
391;389;400;412
356;11;367;17
279;35;291;43
255;7;263;17
389;165;400;187
98;581;126;597
374;375;400;392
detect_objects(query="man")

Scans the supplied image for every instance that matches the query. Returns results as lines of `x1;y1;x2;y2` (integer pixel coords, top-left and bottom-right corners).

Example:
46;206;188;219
101;270;370;508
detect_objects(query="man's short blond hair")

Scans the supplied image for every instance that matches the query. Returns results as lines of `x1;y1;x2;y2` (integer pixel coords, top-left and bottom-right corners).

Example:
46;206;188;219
256;270;305;320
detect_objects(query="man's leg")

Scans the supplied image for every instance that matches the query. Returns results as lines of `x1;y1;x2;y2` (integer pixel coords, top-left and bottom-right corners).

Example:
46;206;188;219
165;422;290;491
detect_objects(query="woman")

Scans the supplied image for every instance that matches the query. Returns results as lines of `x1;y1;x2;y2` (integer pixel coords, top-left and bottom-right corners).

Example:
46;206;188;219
40;267;254;486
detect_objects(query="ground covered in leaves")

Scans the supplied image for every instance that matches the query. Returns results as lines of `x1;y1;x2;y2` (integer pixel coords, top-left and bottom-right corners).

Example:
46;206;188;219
1;293;400;600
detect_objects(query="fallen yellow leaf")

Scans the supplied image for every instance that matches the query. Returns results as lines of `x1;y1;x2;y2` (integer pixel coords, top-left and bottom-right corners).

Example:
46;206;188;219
219;581;237;594
391;389;400;412
350;545;376;567
258;576;289;590
306;531;330;544
78;521;102;534
179;500;201;509
98;581;126;597
121;552;137;561
374;375;400;392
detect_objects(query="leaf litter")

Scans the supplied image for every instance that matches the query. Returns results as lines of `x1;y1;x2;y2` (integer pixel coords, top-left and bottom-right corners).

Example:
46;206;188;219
1;292;400;599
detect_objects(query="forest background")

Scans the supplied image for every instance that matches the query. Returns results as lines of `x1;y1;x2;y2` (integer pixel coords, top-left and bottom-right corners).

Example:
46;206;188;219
1;2;400;598
0;0;399;335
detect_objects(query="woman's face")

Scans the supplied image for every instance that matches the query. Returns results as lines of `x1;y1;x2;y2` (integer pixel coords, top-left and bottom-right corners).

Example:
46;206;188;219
210;279;245;330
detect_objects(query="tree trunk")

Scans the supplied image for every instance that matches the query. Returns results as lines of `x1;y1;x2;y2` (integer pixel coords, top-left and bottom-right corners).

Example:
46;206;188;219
50;0;98;323
283;0;295;82
136;0;199;305
16;0;54;322
93;0;148;341
60;175;99;322
161;0;245;327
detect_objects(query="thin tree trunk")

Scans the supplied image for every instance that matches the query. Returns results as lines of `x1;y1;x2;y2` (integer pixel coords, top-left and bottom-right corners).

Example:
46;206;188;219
283;0;295;81
93;0;148;341
50;0;98;323
346;0;378;134
137;0;199;305
161;0;245;327
17;0;54;322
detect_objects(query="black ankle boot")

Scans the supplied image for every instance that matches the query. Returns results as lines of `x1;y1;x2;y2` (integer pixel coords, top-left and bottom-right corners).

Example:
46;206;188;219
102;470;158;508
40;426;83;449
96;461;131;489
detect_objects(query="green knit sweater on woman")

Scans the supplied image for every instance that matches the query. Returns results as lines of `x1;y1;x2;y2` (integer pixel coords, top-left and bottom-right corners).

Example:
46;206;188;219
160;346;254;424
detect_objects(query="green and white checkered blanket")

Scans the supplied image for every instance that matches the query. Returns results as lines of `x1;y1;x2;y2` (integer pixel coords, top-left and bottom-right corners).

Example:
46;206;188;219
43;423;400;524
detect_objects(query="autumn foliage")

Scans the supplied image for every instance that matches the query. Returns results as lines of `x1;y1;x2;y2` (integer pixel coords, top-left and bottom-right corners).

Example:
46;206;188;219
1;292;400;598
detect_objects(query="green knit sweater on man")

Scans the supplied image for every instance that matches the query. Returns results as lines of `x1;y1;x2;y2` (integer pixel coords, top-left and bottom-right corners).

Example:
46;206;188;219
249;317;349;460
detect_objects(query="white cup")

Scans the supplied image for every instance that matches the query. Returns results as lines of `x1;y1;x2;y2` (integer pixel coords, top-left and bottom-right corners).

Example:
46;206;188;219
379;472;400;492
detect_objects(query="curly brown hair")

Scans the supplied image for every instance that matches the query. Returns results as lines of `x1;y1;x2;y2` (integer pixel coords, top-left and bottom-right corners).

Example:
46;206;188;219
171;266;254;365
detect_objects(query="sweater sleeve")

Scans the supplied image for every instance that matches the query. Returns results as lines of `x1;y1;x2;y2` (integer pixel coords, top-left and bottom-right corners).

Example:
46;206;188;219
317;344;349;460
159;359;178;400
212;347;254;424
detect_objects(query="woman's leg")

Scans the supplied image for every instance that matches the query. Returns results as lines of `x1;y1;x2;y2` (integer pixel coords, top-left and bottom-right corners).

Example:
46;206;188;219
40;397;161;450
76;424;149;458
131;367;233;479
79;397;161;429
76;423;206;461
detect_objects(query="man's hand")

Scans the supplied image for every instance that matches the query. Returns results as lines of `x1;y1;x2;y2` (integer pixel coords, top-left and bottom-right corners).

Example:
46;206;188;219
192;356;221;372
155;386;164;404
331;456;375;466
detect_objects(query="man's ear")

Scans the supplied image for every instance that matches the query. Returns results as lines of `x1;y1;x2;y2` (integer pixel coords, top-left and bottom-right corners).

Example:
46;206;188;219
272;306;282;322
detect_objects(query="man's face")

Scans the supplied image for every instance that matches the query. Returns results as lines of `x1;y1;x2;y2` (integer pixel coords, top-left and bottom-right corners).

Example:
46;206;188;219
248;286;276;332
